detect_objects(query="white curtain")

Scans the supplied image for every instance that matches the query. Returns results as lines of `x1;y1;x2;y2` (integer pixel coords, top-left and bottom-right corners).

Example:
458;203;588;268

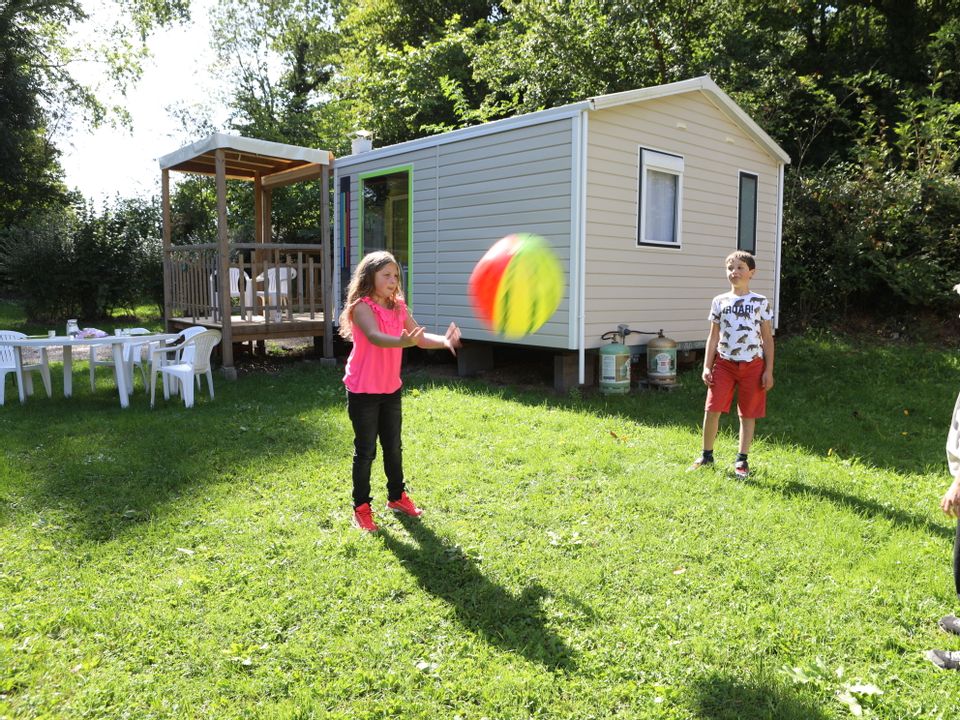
645;169;677;244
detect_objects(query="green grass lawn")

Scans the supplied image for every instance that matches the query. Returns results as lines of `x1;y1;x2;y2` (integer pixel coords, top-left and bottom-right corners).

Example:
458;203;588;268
1;328;959;719
0;301;163;337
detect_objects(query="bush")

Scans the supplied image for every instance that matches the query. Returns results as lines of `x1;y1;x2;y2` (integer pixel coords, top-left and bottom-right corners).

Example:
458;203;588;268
781;83;960;329
782;166;960;327
0;197;163;322
0;209;79;320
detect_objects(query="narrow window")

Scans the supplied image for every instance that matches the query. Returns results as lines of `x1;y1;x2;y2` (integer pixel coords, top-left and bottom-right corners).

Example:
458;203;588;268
339;175;351;301
360;168;411;297
638;149;683;247
737;172;758;253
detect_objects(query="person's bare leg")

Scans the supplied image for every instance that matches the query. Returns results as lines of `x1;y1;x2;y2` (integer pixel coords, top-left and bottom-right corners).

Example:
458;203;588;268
739;417;756;454
702;411;721;451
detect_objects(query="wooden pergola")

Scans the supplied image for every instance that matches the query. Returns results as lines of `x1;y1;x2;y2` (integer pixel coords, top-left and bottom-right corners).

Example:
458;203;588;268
158;134;334;379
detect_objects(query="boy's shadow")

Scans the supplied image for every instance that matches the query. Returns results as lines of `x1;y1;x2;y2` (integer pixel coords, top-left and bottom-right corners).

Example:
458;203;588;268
381;516;578;671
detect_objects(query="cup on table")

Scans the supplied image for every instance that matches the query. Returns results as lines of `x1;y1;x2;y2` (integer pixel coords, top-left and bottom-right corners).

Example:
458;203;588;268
48;330;56;338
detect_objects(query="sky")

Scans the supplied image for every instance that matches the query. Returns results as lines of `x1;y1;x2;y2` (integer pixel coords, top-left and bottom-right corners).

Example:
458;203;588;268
58;0;230;202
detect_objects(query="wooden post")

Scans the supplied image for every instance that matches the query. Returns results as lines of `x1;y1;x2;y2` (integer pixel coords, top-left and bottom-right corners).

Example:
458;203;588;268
254;174;263;244
162;169;172;332
249;173;263;323
321;160;333;358
263;189;273;243
215;149;236;379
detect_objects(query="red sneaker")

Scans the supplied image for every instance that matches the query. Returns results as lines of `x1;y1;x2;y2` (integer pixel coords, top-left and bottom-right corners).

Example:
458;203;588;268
352;503;378;532
386;492;423;518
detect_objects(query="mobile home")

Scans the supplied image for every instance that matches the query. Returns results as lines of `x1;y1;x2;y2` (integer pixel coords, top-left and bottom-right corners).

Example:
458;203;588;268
333;76;790;385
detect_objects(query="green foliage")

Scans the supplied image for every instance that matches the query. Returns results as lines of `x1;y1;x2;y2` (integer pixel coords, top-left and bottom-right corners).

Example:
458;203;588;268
170;176;219;244
782;80;960;328
784;166;960;326
331;0;499;144
184;0;350;242
0;197;163;321
0;0;77;225
0;0;196;226
465;0;741;118
0;209;79;320
6;0;960;330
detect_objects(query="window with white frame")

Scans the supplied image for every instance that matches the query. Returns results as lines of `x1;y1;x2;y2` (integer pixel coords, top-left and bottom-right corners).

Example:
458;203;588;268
638;148;683;247
737;171;758;254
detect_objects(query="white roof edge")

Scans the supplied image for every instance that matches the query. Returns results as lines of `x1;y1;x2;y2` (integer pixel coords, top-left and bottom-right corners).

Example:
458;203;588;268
589;76;791;165
334;76;790;170
334;101;591;169
158;132;329;170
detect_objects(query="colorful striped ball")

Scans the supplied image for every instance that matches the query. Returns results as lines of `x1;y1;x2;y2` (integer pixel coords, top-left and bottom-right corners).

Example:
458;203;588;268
468;233;564;338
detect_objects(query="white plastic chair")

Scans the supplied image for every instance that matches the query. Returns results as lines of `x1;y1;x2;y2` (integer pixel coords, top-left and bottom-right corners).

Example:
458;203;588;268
175;325;207;367
0;330;52;405
209;267;254;313
150;329;221;408
256;267;297;313
154;326;207;399
121;328;156;390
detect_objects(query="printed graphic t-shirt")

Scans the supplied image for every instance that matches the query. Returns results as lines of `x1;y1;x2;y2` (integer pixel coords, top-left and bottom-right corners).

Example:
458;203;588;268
709;291;774;362
342;297;408;394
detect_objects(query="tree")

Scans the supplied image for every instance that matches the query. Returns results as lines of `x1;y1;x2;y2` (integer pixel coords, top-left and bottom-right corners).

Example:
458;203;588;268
194;0;352;242
0;0;81;227
333;0;501;144
0;0;192;229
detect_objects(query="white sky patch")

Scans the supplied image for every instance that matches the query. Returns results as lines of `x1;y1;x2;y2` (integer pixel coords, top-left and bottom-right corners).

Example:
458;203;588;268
57;0;231;201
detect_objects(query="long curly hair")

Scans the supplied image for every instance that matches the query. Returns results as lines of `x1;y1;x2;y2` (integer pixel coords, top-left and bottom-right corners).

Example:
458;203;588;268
338;251;405;340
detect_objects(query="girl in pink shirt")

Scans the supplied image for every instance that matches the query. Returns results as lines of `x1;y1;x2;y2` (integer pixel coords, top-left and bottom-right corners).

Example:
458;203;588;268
338;251;461;532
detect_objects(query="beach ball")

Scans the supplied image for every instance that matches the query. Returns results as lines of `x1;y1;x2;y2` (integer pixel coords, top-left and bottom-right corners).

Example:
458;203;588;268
468;233;564;338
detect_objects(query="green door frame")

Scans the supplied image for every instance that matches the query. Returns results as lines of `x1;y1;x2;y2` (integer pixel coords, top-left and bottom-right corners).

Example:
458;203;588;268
358;165;413;300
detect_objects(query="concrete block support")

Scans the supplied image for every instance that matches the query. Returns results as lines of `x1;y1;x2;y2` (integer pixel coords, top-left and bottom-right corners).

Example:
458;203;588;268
457;343;494;377
553;352;595;393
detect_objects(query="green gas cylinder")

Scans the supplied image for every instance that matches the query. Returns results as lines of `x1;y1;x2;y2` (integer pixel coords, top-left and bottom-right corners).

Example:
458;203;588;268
599;332;631;395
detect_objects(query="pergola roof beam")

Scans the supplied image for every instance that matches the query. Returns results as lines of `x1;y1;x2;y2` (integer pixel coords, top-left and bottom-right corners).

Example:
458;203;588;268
261;162;327;189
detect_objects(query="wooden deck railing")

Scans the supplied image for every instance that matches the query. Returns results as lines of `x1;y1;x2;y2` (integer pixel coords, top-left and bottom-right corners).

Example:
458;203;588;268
165;243;327;326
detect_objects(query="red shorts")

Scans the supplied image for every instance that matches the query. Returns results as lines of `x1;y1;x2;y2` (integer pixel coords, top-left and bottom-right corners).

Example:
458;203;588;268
705;357;767;418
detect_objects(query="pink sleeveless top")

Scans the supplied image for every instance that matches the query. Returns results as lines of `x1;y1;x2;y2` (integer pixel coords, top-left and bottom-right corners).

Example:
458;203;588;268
342;296;408;394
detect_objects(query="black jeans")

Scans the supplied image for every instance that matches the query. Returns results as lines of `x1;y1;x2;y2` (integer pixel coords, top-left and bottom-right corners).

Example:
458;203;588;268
347;390;405;508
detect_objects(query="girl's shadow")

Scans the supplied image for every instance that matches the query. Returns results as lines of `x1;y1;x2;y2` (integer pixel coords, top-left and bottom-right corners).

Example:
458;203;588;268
381;516;577;671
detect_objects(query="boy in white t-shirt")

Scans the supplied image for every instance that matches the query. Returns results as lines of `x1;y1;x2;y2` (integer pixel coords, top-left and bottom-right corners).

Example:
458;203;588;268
688;251;775;478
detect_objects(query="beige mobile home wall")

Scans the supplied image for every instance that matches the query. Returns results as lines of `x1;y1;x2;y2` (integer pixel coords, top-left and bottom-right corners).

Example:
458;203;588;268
343;119;576;348
584;91;781;349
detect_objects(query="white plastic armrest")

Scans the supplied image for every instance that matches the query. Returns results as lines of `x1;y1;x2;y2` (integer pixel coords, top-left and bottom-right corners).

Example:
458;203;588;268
151;344;184;366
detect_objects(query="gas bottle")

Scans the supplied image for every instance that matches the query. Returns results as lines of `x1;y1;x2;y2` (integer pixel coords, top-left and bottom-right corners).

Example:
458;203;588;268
599;327;631;395
646;330;678;386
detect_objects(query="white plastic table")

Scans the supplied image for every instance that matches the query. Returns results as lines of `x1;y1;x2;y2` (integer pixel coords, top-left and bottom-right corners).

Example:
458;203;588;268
0;334;178;408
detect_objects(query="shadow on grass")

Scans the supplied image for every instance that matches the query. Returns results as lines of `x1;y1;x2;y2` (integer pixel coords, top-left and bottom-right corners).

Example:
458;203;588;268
0;362;347;540
414;336;959;476
689;672;828;720
381;515;577;672
742;475;955;540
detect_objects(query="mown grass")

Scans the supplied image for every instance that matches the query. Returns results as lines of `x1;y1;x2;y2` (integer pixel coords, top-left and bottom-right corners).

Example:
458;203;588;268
1;322;959;719
0;301;163;336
